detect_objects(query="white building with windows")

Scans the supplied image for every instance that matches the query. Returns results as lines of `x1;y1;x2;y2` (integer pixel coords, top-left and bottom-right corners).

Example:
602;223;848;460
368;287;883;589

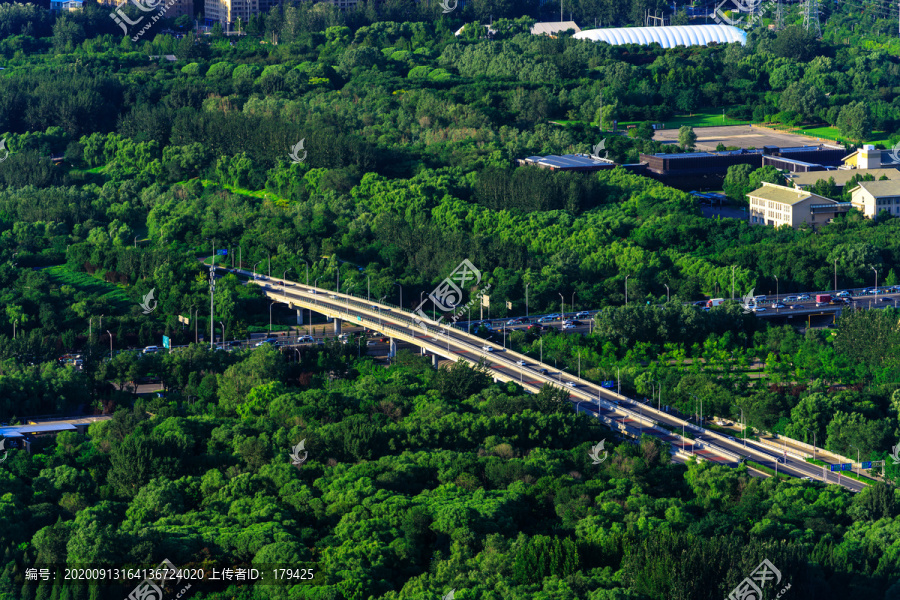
849;180;900;218
747;182;848;229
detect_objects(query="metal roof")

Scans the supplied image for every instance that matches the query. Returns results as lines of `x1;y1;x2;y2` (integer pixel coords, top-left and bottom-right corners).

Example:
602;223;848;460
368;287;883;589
527;154;612;168
0;423;78;436
791;168;900;187
573;24;746;48
853;179;900;197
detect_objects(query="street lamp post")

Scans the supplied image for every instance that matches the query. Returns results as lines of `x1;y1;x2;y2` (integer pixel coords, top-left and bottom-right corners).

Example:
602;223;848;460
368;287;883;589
254;261;263;278
298;258;309;286
282;268;292;294
525;283;530;318
731;265;735;301
872;266;878;291
219;322;225;349
193;307;199;343
269;302;276;333
395;283;403;311
774;276;779;312
849;443;860;476
571;291;576;315
558;292;564;329
664;283;670;303
833;258;838;291
367;275;370;301
806;427;816;461
106;330;113;360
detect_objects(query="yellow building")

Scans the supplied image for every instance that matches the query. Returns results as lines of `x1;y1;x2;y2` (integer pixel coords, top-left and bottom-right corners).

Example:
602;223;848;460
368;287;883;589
747;182;848;229
849;180;900;218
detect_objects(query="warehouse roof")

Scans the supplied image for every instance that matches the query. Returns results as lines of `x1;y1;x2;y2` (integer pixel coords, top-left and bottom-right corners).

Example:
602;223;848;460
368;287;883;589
573;24;746;48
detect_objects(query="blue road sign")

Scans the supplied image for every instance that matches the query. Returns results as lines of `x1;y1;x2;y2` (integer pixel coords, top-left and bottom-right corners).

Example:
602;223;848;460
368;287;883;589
841;463;852;471
217;249;228;255
861;461;872;469
601;380;615;389
162;335;170;349
830;464;839;472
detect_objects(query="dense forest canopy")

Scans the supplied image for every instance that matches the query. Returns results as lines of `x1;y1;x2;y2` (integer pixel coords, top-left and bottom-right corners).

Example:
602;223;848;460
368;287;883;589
0;0;899;598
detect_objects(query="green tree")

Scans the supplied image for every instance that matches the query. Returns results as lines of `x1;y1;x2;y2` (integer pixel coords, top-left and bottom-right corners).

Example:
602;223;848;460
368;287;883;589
678;125;697;150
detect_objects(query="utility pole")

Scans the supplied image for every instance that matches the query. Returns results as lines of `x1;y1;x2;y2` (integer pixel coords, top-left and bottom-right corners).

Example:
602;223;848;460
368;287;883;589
210;240;215;349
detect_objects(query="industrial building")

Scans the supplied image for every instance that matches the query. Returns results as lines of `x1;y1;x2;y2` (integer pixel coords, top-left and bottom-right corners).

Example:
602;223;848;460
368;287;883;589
639;145;845;189
573;24;747;48
849;180;900;218
748;182;850;229
518;154;618;173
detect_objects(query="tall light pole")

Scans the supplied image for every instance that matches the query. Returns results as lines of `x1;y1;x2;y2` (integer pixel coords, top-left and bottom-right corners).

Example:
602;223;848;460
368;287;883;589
872;266;878;291
849;443;860;476
571;291;576;315
395;283;403;310
625;275;630;305
664;283;670;303
254;260;263;279
219;322;225;349
267;251;271;278
193;307;199;343
298;258;309;285
833;257;838;291
269;302;276;333
106;330;113;360
806;427;816;461
558;292;564;329
774;275;779;311
282;268;292;295
740;407;746;447
525;283;530;318
209;240;215;350
731;265;735;301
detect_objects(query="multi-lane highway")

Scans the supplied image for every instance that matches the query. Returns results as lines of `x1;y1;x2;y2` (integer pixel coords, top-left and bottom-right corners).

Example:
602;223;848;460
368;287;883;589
232;267;865;491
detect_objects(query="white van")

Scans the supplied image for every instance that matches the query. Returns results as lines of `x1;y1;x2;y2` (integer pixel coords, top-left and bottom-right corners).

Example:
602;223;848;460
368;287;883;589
143;346;159;354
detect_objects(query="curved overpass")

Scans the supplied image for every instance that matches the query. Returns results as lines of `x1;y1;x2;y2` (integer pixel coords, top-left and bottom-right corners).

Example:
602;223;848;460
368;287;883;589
228;267;864;491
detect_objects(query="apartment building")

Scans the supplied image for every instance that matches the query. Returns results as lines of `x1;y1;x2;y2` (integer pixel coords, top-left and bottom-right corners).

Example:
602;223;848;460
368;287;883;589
205;0;357;27
849;180;900;218
747;182;849;229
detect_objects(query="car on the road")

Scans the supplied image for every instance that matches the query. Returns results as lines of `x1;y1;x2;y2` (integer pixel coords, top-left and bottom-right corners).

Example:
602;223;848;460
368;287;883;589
379;337;389;343
482;345;494;352
836;290;852;297
297;335;315;343
562;323;576;330
564;381;576;388
538;368;548;374
506;319;518;325
797;294;810;300
538;316;555;323
880;296;894;302
366;340;377;346
568;319;583;326
816;301;830;307
892;285;900;292
753;306;767;312
329;294;337;299
143;346;159;353
789;304;805;310
801;476;812;481
771;303;785;309
516;360;526;366
576;311;590;318
254;338;278;347
754;295;767;303
783;296;799;303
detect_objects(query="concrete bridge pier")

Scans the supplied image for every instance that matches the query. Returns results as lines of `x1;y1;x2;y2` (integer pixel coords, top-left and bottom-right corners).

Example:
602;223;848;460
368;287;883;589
432;354;440;369
296;309;304;325
333;320;341;335
389;338;397;358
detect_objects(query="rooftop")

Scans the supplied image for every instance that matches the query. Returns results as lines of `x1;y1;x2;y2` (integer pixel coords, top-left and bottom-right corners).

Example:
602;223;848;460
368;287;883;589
523;154;614;169
851;179;900;197
747;182;835;206
531;22;581;36
790;168;900;188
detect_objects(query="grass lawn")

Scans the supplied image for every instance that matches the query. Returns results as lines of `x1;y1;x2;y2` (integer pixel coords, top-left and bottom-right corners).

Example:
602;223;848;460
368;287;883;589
44;265;134;313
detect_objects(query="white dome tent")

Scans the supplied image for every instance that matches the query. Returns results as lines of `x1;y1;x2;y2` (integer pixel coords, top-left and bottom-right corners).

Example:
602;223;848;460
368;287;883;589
573;24;747;49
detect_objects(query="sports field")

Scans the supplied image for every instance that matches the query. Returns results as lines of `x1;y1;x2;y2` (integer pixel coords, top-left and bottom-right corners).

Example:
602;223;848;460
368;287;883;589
653;125;844;151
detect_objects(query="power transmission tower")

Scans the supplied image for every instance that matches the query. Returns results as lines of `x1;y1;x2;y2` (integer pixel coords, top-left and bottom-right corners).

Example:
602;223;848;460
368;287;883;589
804;0;822;38
775;0;784;31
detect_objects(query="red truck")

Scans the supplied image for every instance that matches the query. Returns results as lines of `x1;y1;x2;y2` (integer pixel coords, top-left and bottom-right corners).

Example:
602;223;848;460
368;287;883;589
815;294;832;305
